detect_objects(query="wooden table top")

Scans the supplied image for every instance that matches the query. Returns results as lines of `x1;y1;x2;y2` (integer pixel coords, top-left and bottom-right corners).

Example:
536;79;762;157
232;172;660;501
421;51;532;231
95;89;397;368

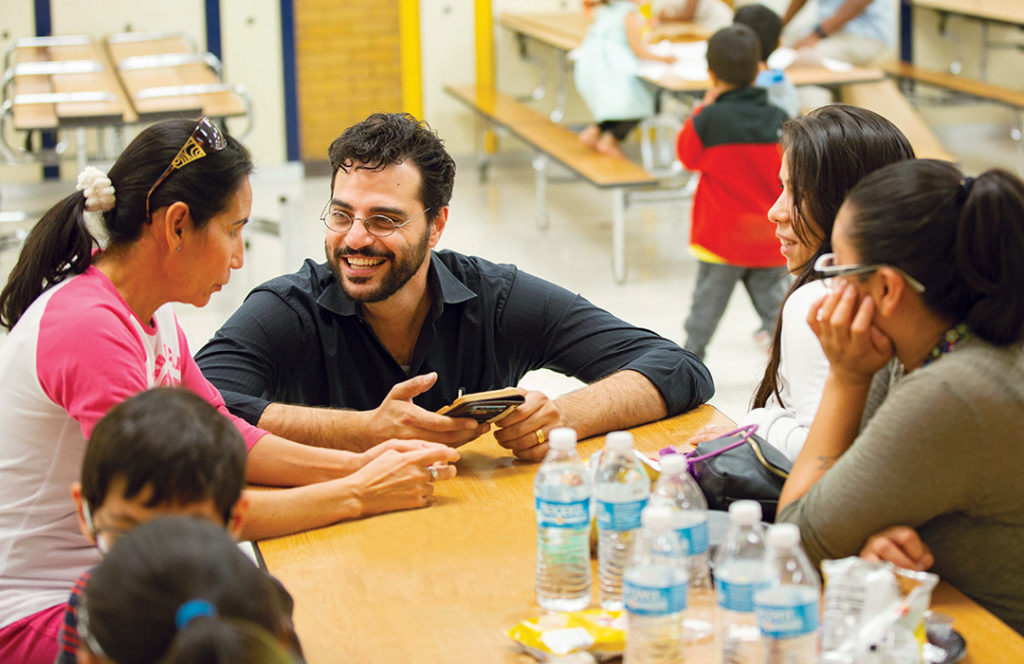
7;39;135;130
258;405;728;663
105;34;247;120
500;11;709;51
500;11;883;94
258;404;1024;662
911;0;1024;26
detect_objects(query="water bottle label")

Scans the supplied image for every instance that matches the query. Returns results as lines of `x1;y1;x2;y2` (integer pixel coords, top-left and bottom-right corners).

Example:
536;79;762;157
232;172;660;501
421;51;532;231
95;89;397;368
624;579;687;616
717;579;756;613
596;498;647;531
535;497;590;528
755;599;819;638
676;520;708;555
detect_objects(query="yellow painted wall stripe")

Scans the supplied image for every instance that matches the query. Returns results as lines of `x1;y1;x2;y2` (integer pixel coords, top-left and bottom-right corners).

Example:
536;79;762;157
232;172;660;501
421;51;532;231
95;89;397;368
475;0;497;152
399;0;423;118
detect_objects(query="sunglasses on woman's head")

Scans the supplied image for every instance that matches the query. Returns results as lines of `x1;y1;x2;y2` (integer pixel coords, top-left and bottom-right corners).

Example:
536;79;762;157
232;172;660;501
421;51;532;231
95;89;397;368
145;116;227;220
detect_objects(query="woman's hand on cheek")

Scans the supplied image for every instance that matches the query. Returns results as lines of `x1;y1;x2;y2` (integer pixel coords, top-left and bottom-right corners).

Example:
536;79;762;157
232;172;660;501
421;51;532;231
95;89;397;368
809;282;894;385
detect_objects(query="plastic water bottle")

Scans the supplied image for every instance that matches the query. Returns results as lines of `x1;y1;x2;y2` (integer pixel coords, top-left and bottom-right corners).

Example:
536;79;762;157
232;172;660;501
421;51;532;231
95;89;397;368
754;523;821;664
534;427;592;611
595;431;651;610
713;500;766;664
648;453;714;644
623;506;688;664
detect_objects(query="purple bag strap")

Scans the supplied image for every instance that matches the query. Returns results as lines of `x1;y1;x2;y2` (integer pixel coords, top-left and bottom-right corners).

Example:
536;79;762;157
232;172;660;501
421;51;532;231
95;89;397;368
684;424;758;465
656;424;759;470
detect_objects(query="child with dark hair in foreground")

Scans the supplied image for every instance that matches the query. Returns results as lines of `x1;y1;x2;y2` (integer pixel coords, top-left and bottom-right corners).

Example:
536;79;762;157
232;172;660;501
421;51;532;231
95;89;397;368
79;518;303;664
57;388;288;663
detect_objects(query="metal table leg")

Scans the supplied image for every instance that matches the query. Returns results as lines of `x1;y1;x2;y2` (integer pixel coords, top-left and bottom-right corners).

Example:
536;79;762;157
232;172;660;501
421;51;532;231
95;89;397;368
533;154;549;230
612;188;626;284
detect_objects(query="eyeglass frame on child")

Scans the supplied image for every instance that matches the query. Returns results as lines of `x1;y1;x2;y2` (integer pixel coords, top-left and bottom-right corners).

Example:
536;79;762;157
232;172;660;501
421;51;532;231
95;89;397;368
144;116;228;220
80;500;121;555
319;201;431;238
814;252;926;293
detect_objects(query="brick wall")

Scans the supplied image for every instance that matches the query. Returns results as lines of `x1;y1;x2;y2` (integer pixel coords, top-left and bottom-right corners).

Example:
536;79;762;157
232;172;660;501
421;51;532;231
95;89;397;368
294;0;402;162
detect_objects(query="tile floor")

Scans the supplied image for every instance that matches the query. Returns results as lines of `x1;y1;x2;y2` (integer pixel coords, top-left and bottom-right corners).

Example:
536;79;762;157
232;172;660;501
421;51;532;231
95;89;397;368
1;107;1020;425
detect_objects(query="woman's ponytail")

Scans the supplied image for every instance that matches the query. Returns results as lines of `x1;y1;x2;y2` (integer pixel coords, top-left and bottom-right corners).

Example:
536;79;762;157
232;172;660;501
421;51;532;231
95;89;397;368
0;191;98;329
954;169;1024;345
847;161;1024;347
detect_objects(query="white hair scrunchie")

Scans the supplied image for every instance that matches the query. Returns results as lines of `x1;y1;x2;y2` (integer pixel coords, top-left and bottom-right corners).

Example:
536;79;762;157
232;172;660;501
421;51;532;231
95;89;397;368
76;166;115;248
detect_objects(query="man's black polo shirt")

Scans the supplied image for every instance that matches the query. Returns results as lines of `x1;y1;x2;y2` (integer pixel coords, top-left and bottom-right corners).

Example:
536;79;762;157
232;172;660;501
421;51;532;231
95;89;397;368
195;250;714;424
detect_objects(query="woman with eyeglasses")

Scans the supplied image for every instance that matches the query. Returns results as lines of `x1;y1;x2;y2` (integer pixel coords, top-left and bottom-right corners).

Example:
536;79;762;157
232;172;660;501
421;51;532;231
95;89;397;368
77;517;303;664
0;119;456;663
692;105;914;459
777;159;1024;634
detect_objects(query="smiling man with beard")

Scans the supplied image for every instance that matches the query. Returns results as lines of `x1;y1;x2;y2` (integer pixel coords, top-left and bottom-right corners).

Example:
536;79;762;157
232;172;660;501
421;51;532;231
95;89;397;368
196;113;713;460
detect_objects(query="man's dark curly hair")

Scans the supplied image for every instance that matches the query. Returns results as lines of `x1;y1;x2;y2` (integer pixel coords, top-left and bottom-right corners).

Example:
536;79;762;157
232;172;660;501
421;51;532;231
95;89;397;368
328;113;456;220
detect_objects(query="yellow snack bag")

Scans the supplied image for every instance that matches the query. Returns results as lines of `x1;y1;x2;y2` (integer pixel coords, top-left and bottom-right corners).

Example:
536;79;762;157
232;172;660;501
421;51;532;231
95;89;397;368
508;609;626;661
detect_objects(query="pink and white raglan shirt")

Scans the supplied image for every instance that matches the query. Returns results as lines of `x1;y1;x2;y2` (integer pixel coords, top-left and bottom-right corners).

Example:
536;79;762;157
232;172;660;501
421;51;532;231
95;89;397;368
0;266;266;629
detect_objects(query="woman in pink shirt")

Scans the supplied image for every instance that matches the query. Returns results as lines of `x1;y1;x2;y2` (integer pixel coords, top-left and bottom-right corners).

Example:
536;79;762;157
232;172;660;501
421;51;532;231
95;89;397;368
0;118;457;663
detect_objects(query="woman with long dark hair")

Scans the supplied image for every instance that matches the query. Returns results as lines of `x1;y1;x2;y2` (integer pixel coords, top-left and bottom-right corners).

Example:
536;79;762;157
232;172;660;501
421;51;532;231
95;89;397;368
779;160;1024;634
0;118;456;663
739;105;914;459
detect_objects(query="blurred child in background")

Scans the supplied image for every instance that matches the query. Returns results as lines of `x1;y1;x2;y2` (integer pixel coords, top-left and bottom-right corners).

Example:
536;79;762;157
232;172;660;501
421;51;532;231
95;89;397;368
734;3;800;118
575;0;676;158
676;24;789;359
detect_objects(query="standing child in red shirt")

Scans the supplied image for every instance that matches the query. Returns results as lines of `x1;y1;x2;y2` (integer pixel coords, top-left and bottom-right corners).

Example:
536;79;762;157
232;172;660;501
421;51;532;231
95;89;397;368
677;24;789;360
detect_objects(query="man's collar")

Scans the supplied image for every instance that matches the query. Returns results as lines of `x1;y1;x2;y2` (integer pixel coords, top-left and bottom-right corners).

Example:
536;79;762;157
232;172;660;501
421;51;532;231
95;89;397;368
316;251;477;318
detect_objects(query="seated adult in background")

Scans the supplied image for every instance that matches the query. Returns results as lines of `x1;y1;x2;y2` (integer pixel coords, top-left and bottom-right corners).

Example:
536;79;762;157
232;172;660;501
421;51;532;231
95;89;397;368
781;0;894;67
741;105;914;459
0;119;455;663
196;113;714;461
778;160;1024;634
58;387;252;663
653;0;733;32
77;517;303;664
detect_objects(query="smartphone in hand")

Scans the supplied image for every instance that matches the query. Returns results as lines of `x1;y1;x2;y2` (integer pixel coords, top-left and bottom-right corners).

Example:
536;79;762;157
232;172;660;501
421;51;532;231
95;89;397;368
437;388;525;423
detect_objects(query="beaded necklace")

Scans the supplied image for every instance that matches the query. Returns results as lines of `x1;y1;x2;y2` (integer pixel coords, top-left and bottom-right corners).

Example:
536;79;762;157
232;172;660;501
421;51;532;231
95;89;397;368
922;322;971;367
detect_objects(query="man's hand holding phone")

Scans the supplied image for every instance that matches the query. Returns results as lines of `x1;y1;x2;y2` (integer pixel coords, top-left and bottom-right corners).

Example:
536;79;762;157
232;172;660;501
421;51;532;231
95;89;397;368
436;387;526;423
372;373;489;446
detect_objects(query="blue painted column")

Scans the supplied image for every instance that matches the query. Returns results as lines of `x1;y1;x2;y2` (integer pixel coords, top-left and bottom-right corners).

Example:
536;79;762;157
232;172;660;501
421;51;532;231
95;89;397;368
204;0;222;60
280;0;299;162
900;0;913;63
34;0;58;178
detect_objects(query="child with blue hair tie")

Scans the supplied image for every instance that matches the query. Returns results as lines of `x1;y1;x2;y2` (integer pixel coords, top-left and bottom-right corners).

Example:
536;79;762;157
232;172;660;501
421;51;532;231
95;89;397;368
78;517;303;663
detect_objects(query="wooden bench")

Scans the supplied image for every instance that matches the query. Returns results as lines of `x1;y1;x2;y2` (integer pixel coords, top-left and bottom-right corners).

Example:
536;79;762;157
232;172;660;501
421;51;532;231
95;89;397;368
445;84;661;283
105;31;251;138
839;79;957;162
882;61;1024;169
885;61;1024;109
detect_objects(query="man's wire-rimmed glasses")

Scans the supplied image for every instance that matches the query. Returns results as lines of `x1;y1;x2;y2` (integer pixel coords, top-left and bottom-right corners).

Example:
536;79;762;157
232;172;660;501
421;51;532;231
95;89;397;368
320;202;430;237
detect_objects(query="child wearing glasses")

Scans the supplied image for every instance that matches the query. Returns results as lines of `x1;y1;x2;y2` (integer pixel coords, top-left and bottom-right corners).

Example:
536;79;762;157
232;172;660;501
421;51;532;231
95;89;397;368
0;119;455;663
778;160;1024;634
77;517;302;664
675;24;789;361
57;388;253;663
